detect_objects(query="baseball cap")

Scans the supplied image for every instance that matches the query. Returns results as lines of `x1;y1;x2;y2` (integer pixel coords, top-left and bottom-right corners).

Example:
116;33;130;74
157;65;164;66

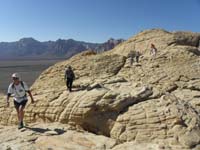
12;73;20;79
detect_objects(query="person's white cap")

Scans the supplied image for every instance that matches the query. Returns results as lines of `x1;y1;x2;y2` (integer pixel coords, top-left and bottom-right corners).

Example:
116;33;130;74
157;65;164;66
12;73;20;79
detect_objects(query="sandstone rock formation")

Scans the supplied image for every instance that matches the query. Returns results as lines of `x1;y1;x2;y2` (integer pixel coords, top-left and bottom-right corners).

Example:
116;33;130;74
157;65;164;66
0;123;117;150
0;29;200;149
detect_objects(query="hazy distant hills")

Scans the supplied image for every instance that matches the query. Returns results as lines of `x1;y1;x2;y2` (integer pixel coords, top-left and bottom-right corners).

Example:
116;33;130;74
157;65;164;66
0;38;124;59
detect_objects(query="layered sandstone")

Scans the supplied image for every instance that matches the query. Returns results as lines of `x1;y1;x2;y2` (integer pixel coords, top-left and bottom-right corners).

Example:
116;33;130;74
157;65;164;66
0;29;200;149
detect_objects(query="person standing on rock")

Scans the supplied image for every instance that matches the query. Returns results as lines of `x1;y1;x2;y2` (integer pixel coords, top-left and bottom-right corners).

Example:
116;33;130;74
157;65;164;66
7;73;34;129
65;66;75;92
150;43;157;59
128;50;135;66
135;51;141;63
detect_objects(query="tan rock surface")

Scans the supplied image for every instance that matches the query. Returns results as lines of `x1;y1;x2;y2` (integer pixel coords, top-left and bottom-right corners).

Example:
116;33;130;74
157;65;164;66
0;122;117;150
1;29;200;149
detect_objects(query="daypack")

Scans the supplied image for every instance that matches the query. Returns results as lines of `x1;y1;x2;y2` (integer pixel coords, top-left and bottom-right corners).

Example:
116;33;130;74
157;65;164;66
65;69;75;79
11;81;27;97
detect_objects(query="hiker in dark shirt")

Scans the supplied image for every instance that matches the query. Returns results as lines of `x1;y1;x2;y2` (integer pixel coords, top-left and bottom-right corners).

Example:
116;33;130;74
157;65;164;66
128;50;135;66
198;40;200;51
65;66;75;92
135;51;141;63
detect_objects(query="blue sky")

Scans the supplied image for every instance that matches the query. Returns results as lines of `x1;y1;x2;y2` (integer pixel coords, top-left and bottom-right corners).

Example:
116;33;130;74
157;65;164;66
0;0;199;43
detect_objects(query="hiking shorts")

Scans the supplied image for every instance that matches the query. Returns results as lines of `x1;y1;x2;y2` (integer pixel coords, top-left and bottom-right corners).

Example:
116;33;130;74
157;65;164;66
14;99;28;109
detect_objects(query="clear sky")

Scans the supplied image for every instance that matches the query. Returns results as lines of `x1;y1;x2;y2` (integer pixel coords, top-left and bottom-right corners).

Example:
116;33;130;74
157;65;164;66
0;0;199;43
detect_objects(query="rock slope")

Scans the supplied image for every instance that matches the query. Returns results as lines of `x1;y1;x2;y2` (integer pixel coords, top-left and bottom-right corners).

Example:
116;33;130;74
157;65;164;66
0;29;200;149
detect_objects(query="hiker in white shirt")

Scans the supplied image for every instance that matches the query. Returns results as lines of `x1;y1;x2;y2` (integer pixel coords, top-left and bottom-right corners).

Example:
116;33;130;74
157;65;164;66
7;73;34;129
150;43;157;59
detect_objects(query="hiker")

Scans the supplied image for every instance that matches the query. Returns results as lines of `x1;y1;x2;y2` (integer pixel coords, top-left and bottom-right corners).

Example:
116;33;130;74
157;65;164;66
150;43;157;59
7;73;34;129
135;51;140;63
128;50;135;66
65;66;75;92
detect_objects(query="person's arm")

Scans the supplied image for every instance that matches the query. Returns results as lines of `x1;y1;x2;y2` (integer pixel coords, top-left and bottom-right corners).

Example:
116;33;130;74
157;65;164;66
23;82;34;104
72;71;75;80
6;93;11;107
27;91;34;104
150;48;152;54
7;84;13;107
155;47;157;53
64;70;67;80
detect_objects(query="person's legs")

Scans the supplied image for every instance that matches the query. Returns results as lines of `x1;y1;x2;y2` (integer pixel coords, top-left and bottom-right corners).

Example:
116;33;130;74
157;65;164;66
20;100;27;127
14;100;27;129
67;78;70;90
19;106;25;127
136;56;139;63
130;58;133;66
152;51;156;59
65;80;68;87
15;107;20;122
69;79;73;92
14;101;22;129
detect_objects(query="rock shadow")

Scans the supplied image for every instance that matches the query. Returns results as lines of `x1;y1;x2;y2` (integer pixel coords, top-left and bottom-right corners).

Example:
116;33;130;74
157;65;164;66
54;128;66;135
25;126;66;135
25;126;51;133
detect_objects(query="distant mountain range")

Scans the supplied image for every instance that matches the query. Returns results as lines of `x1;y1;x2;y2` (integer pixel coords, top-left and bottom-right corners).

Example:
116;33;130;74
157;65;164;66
0;38;124;59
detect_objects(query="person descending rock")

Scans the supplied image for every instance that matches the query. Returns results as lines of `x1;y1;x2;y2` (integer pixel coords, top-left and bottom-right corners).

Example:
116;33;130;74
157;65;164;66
150;43;157;59
135;51;141;63
65;66;75;92
128;50;135;66
7;73;34;129
198;40;200;51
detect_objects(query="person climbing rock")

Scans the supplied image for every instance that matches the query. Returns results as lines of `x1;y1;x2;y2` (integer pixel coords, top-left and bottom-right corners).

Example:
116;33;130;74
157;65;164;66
128;50;135;66
150;43;157;59
135;51;141;63
7;73;34;129
65;66;75;92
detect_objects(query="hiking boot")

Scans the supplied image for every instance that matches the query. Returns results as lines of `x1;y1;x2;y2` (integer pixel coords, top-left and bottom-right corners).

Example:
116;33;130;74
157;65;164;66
18;124;22;129
18;121;24;129
21;121;24;128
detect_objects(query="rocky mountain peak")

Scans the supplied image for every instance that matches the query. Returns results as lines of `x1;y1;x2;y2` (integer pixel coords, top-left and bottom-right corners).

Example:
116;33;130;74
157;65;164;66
0;38;123;59
19;37;39;43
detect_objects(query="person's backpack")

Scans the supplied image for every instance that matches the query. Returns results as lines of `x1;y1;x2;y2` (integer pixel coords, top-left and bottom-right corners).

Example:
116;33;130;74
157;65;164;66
11;81;25;90
66;69;75;79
